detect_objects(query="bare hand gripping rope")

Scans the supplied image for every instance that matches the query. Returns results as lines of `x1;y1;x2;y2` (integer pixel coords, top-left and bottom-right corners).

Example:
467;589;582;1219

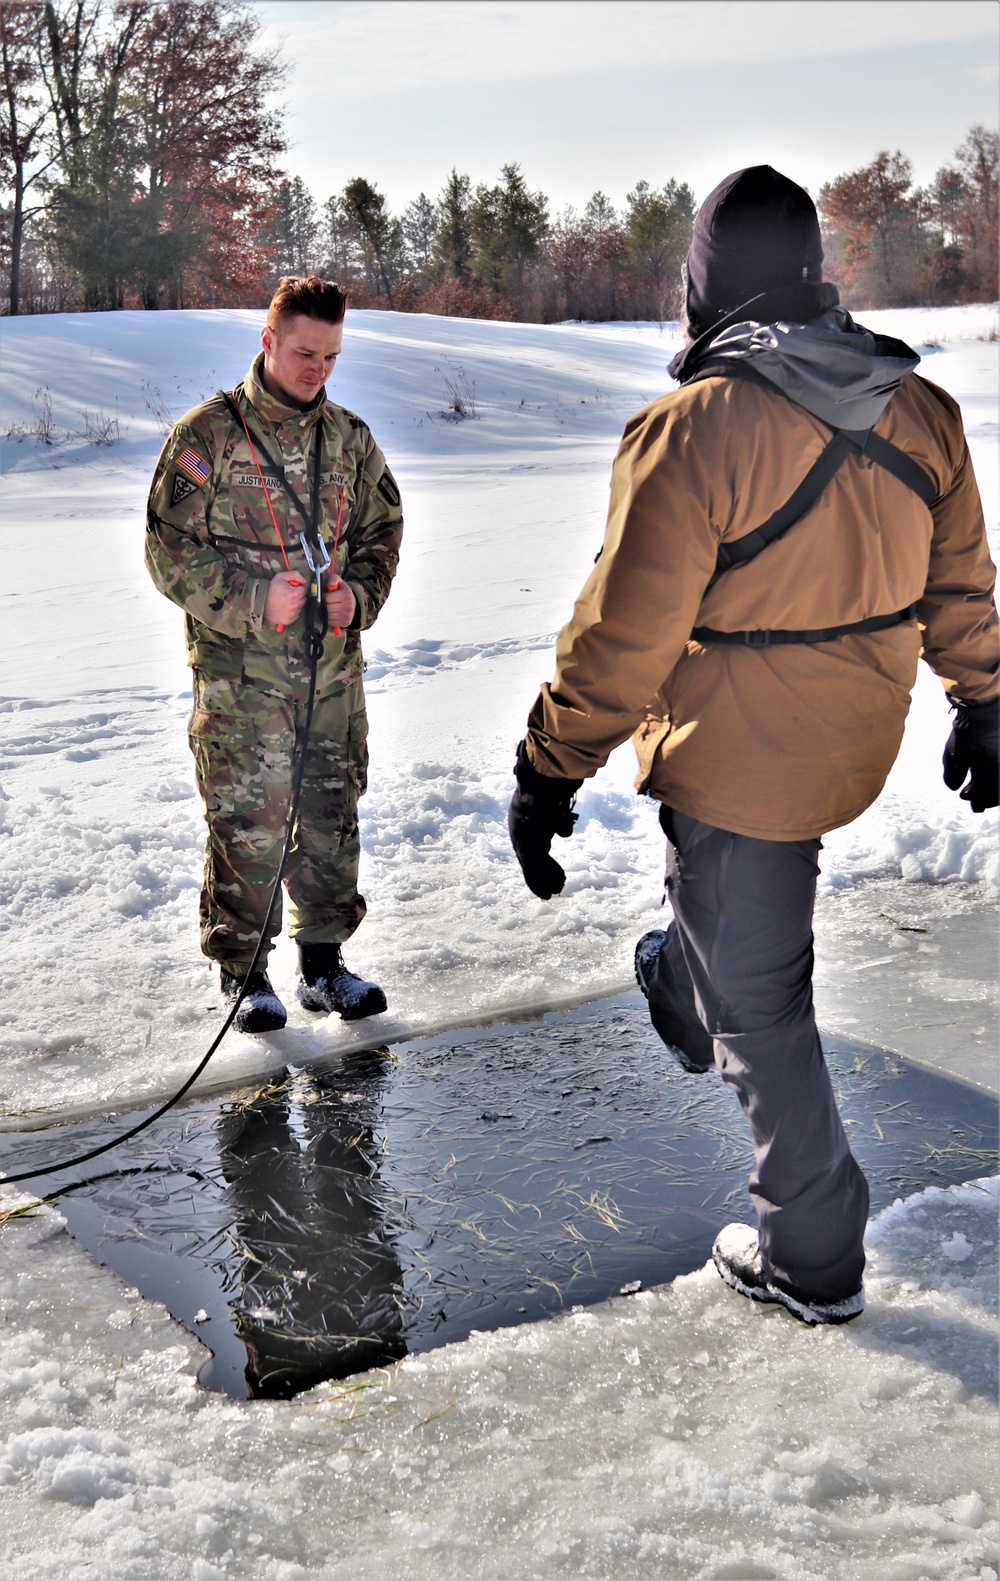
225;392;346;637
4;397;347;1191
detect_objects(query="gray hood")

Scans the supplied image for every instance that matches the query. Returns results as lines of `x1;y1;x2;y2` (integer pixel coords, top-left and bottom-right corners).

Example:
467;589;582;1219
699;306;920;431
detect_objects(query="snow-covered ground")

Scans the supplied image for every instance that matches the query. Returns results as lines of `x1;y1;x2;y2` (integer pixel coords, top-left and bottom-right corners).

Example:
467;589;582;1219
0;302;997;1119
0;302;997;1578
1;1179;996;1579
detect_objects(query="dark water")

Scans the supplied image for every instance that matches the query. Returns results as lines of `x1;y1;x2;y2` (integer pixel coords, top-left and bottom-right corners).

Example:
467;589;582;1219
1;993;995;1401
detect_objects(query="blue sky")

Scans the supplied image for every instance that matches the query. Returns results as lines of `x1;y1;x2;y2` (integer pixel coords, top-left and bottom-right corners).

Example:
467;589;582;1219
253;0;999;214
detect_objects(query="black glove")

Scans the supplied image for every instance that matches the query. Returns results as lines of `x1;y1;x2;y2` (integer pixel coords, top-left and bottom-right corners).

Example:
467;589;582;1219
942;700;999;813
508;740;582;899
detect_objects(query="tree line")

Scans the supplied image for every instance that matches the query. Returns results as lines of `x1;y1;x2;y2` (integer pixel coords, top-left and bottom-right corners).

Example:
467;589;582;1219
820;130;997;309
1;3;995;319
277;166;695;324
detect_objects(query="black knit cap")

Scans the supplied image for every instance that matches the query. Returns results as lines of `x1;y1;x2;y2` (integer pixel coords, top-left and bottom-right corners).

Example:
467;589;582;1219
684;165;824;335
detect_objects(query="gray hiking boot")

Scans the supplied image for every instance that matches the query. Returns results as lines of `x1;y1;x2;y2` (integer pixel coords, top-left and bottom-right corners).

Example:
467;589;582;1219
634;930;714;1073
712;1223;865;1326
297;943;387;1021
221;969;287;1035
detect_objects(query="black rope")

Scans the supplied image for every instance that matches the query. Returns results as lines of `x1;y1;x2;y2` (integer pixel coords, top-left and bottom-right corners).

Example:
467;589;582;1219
709;430;858;584
2;637;324;1193
219;390;327;557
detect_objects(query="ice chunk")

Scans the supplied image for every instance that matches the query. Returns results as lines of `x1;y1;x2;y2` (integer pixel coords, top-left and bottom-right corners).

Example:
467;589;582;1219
941;1231;974;1261
944;1491;986;1528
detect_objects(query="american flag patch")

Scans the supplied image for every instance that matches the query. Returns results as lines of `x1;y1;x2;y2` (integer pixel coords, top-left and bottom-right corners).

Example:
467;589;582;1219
176;447;211;486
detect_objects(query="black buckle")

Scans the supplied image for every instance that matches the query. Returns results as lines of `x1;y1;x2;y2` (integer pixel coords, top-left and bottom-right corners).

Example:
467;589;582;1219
743;629;772;647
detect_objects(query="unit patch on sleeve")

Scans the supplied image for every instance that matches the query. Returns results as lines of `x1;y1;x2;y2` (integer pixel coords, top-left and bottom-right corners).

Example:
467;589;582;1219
171;472;199;507
377;470;401;509
175;446;212;487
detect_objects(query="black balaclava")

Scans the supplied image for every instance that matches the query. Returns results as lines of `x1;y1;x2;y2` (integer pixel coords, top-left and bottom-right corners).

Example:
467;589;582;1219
684;165;824;337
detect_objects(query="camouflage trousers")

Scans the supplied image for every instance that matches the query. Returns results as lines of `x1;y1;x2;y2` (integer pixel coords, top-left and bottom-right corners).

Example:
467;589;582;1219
188;671;368;971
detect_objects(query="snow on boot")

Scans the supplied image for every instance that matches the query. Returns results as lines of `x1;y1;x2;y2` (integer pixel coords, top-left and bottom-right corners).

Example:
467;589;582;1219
221;969;287;1035
634;930;714;1074
712;1223;865;1326
297;943;387;1021
634;928;669;994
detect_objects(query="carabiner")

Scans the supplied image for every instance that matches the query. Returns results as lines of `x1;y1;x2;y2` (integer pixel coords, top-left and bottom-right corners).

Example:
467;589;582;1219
299;532;331;603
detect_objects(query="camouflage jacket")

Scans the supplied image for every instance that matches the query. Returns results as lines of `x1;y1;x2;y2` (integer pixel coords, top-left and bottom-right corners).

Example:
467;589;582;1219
145;353;403;698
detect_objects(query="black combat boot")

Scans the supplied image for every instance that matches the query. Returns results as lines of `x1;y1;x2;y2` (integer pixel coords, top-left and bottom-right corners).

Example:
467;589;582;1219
220;969;287;1035
296;943;387;1020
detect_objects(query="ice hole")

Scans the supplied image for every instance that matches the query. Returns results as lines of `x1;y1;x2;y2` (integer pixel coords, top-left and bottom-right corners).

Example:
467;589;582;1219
1;993;995;1403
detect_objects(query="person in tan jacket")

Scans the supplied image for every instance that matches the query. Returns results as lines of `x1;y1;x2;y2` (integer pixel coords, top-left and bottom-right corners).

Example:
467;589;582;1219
508;166;999;1326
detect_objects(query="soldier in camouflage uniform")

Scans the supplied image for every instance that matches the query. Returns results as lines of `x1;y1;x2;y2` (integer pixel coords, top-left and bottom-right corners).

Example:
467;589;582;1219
146;277;403;1033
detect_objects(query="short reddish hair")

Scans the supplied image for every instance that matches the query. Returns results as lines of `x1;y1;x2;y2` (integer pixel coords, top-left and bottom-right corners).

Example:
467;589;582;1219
266;275;348;332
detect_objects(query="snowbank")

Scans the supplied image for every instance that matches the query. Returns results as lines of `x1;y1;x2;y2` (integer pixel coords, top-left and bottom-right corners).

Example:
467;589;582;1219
0;1175;996;1579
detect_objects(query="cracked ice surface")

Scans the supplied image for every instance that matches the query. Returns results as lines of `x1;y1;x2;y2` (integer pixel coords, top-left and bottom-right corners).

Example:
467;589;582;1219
0;1178;996;1579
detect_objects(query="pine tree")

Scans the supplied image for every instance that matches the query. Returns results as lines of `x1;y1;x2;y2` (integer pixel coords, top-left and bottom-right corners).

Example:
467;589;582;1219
581;192;628;321
271;176;319;277
341;176;401;308
469;163;547;316
320;193;354;284
624;179;693;324
432;168;472;284
402;191;437;278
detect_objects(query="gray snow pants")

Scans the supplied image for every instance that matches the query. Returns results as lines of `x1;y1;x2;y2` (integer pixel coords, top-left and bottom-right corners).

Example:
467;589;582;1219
645;807;869;1301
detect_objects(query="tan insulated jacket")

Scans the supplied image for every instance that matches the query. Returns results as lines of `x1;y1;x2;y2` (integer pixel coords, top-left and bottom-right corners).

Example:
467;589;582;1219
525;370;998;841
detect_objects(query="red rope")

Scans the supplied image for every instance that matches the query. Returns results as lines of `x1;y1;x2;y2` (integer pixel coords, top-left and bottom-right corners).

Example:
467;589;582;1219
232;401;291;571
231;397;348;634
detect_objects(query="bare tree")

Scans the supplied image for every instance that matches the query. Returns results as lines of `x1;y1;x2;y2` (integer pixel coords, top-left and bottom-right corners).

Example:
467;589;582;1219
126;0;286;308
41;0;145;308
0;1;58;312
819;151;923;308
950;125;999;299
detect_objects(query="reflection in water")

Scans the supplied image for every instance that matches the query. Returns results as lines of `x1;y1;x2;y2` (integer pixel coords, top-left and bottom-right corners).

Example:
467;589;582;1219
217;1052;406;1398
1;998;996;1403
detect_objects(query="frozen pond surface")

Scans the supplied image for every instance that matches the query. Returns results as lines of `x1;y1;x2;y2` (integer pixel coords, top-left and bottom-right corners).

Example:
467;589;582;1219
2;994;995;1402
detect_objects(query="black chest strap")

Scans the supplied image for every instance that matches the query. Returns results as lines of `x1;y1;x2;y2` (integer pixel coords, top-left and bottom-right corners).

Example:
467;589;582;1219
219;389;325;556
691;604;919;648
688;362;936;645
